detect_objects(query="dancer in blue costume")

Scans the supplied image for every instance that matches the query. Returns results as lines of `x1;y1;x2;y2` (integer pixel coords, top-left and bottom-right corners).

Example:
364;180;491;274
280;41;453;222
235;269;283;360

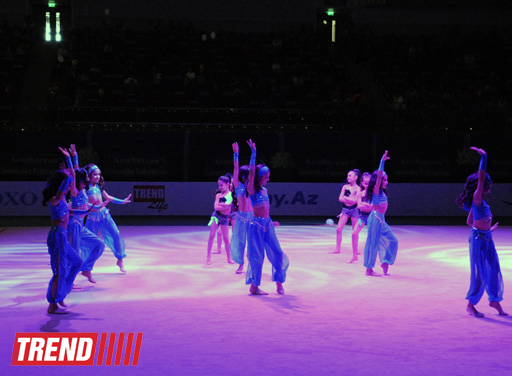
206;175;236;265
329;169;361;255
85;164;131;273
42;166;91;314
455;147;507;317
230;142;254;274
348;172;372;264
59;145;106;284
363;150;398;276
245;139;289;295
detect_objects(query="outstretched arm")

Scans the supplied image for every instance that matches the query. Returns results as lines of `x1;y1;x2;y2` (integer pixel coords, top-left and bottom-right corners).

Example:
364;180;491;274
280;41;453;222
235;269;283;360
232;142;240;187
470;147;486;207
374;150;389;196
103;190;132;204
247;139;256;195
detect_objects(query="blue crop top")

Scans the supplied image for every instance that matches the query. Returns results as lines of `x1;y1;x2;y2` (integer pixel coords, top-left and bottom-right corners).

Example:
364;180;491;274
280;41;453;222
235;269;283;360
371;191;388;205
472;200;492;222
250;187;269;207
87;184;102;197
50;198;69;220
235;183;247;197
71;190;89;208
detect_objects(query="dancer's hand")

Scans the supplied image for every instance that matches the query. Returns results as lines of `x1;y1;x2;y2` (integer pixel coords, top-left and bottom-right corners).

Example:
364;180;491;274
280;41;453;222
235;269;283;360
247;139;256;152
381;150;390;161
470;146;486;156
232;142;239;153
58;146;70;158
69;144;77;156
491;222;499;232
122;194;132;204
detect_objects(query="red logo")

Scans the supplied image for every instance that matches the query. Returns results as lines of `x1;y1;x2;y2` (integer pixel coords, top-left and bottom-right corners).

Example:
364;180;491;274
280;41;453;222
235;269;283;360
11;333;143;366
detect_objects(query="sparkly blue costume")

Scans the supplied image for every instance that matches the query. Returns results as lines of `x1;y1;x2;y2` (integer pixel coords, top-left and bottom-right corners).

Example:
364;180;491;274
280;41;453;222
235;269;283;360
69;190;105;271
47;199;83;304
465;201;504;304
246;187;289;286
363;192;398;269
230;183;253;265
85;184;126;260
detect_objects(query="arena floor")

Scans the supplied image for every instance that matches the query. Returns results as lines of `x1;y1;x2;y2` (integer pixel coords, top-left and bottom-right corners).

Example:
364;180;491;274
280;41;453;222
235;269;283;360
1;224;511;375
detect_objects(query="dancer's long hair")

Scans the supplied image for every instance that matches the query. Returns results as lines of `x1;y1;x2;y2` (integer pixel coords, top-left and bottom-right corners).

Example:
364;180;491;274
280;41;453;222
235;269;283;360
455;172;493;209
254;164;268;194
42;170;67;206
366;170;387;204
360;172;371;203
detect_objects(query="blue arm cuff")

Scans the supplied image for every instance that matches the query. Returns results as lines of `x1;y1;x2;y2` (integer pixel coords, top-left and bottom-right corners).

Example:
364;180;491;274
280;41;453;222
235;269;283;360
479;155;487;171
72;155;79;168
233;152;239;162
65;156;73;169
112;198;124;204
58;175;73;192
378;159;385;171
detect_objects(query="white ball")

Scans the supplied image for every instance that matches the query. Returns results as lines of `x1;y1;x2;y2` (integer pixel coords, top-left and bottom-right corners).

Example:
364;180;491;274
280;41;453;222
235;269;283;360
326;218;334;226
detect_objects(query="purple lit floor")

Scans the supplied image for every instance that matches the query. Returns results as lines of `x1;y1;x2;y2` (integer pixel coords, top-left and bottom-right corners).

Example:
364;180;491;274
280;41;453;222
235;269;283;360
1;224;511;375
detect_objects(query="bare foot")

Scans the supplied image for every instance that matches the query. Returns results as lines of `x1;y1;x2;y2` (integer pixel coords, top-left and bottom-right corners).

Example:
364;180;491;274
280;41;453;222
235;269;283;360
72;284;81;290
48;303;68;314
328;250;341;254
235;265;244;274
489;301;509;316
276;282;285;295
206;258;211;265
117;259;127;273
250;285;268;295
381;263;390;276
365;269;382;277
58;301;67;308
212;250;221;254
347;257;358;264
227;259;235;264
467;302;484;317
82;271;96;283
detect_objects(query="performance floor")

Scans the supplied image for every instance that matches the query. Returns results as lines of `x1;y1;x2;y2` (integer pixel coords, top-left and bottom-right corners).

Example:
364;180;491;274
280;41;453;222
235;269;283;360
1;224;511;375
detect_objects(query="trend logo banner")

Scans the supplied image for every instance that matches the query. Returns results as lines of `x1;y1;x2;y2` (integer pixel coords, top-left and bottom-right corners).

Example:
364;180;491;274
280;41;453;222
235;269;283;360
11;332;143;366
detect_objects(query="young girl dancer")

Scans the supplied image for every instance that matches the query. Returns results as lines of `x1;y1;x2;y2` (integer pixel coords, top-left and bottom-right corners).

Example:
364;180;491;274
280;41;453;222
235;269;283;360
330;169;361;254
245;139;289;295
230;142;253;274
348;172;372;263
455;147;507;317
42;167;85;314
206;175;235;265
85;164;131;273
363;151;398;276
59;145;106;284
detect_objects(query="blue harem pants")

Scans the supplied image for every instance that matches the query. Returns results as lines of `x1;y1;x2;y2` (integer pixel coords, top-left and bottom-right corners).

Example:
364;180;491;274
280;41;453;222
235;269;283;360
466;228;504;305
68;216;105;271
85;208;126;260
246;217;289;286
363;211;398;269
46;226;83;304
230;211;253;265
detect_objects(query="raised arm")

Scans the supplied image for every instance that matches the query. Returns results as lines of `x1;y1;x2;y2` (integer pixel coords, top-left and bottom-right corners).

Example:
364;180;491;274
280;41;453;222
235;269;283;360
53;167;74;204
374;150;389;196
470;147;486;207
69;144;79;168
247;139;256;195
232;142;240;187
